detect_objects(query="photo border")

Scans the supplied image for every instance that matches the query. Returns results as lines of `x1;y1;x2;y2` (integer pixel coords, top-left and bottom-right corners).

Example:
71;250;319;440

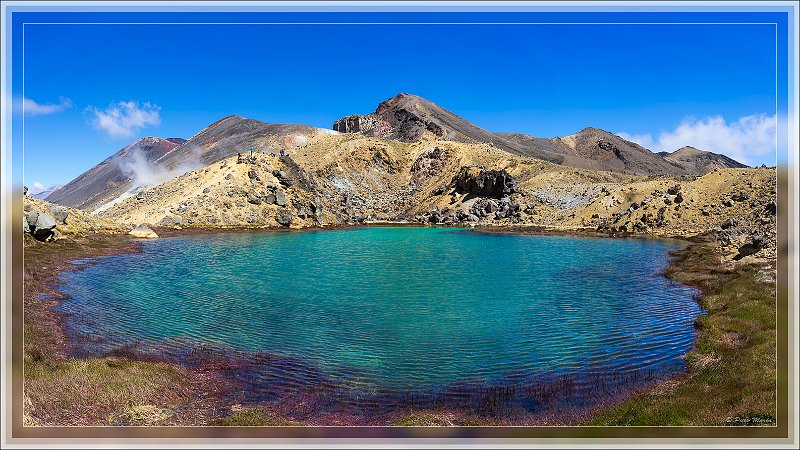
2;1;797;447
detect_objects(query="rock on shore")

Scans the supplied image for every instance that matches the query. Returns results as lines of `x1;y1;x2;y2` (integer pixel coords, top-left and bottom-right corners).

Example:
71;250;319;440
129;224;159;238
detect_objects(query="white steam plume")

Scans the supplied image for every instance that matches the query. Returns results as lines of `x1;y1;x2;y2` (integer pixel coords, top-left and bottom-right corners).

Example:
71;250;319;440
119;144;204;189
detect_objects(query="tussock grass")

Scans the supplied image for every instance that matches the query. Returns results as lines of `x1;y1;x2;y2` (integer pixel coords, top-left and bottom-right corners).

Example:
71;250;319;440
213;408;297;427
586;241;776;426
393;413;455;427
24;357;188;426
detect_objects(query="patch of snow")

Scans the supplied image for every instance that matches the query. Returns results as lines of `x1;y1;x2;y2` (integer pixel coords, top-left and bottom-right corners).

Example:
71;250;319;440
92;187;141;214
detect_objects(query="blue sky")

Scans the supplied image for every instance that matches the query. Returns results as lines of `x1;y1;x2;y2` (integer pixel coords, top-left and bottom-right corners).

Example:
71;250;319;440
14;11;786;190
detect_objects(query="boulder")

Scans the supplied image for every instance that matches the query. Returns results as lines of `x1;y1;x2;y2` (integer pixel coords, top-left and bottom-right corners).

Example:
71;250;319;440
263;193;277;205
32;212;57;240
23;216;30;233
273;170;293;187
157;216;183;227
24;211;39;228
274;189;287;207
129;224;158;238
453;166;516;198
247;193;262;205
667;185;681;195
734;238;762;260
276;209;293;226
49;205;69;224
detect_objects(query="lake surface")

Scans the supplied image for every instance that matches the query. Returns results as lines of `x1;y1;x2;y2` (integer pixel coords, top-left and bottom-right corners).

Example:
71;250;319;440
56;227;701;415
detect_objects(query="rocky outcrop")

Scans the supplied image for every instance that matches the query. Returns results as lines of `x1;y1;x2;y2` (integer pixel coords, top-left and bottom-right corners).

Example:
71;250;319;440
453;166;517;198
333;114;382;134
129;224;158;238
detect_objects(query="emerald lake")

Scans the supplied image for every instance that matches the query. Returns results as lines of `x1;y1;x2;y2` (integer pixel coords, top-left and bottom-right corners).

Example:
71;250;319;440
55;227;702;415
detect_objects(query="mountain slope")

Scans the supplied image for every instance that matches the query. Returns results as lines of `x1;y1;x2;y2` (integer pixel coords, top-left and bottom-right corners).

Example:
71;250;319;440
157;115;334;171
45;137;181;211
47;117;336;212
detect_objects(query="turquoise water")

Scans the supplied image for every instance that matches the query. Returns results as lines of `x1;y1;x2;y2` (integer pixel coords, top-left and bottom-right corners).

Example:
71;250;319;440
56;227;700;412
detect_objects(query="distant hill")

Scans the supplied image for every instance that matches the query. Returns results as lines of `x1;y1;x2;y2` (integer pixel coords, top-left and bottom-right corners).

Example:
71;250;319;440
660;146;748;174
31;184;64;200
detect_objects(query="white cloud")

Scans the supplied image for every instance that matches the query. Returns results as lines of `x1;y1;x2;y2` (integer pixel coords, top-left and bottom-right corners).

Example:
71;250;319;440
29;181;46;194
87;101;160;138
23;97;73;116
618;114;776;166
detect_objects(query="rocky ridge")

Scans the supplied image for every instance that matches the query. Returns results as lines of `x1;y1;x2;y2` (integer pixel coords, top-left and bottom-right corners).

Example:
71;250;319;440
92;130;776;262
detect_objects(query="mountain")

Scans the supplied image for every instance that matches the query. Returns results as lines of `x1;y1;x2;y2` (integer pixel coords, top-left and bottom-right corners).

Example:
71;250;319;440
156;115;331;172
94;127;775;264
45;137;182;211
548;127;691;175
48;95;748;213
334;94;747;176
661;146;748;174
333;93;569;164
31;184;64;200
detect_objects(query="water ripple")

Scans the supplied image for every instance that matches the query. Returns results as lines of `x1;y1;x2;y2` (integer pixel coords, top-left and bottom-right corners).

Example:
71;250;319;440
55;227;702;415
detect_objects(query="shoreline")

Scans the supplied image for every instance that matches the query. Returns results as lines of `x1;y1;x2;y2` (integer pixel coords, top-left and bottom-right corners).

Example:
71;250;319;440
21;226;773;426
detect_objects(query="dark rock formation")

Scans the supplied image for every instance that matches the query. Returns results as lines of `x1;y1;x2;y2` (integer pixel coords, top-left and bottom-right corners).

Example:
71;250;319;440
276;209;293;226
453;166;517;198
